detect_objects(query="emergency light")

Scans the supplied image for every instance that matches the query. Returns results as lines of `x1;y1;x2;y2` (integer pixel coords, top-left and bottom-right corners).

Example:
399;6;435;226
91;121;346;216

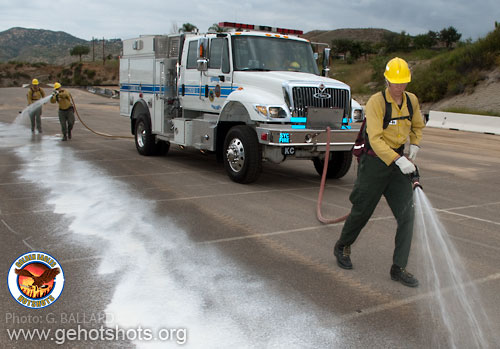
218;22;303;35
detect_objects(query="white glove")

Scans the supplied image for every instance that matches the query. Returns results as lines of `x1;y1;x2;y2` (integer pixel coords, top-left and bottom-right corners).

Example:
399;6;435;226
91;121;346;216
408;144;419;161
395;156;416;174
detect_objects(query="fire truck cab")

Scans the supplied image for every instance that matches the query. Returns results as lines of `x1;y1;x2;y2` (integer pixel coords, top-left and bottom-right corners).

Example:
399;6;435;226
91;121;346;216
120;22;360;183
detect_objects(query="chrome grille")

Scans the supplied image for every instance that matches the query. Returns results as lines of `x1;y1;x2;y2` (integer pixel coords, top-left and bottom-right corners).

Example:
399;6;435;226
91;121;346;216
291;87;350;118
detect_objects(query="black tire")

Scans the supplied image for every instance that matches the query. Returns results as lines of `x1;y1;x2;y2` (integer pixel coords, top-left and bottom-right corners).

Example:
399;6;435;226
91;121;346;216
223;125;262;183
313;150;353;179
135;114;155;156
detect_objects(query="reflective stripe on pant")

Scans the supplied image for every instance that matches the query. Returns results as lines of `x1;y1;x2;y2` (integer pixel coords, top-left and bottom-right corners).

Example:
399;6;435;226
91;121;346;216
338;154;415;268
58;108;75;136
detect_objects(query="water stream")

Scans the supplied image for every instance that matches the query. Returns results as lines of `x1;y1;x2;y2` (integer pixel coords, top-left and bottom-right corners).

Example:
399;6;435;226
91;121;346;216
414;187;497;348
14;95;53;126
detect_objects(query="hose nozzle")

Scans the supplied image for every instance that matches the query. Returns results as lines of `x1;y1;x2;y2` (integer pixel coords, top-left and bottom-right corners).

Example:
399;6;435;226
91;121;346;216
409;166;422;190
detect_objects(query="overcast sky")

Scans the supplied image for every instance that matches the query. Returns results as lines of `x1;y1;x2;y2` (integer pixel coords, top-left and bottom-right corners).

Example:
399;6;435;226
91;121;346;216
1;0;498;41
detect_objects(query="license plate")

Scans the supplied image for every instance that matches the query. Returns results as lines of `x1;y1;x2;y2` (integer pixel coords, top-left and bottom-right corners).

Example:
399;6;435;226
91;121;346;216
282;146;295;155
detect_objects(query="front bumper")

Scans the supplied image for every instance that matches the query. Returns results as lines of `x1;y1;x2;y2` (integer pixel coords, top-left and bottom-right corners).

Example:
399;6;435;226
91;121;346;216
255;125;359;152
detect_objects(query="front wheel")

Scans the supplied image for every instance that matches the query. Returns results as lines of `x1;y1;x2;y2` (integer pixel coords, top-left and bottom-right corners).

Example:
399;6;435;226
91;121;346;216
313;150;353;179
223;126;262;183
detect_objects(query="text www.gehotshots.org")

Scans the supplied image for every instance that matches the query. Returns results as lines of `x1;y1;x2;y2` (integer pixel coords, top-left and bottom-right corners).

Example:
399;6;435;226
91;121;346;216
6;325;187;345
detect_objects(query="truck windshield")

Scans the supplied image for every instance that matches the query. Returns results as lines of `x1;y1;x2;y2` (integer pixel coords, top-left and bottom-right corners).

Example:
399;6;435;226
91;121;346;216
232;35;319;74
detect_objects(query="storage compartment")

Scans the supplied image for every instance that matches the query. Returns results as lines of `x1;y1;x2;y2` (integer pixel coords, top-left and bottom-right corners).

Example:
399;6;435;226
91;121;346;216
191;119;216;151
173;119;193;146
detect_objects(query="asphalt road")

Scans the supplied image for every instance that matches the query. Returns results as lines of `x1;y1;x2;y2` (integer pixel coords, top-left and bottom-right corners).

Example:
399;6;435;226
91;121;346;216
1;87;499;348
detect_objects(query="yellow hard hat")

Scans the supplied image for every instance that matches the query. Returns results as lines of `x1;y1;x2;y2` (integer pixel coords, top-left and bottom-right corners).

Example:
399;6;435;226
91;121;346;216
290;61;300;69
54;82;62;89
384;57;411;84
32;79;39;85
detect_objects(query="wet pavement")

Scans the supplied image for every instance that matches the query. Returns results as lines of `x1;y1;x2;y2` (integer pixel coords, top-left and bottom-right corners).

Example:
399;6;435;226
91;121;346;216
1;87;499;348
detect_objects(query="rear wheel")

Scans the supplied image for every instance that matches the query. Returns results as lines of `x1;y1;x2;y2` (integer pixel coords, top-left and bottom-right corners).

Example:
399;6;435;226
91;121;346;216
223;126;262;183
313;150;353;179
135;114;156;156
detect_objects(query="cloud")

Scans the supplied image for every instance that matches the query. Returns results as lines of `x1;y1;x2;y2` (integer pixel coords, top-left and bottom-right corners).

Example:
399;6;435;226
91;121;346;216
0;0;498;40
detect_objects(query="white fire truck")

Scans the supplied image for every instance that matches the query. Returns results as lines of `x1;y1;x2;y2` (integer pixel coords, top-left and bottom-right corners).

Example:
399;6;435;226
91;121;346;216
120;22;362;183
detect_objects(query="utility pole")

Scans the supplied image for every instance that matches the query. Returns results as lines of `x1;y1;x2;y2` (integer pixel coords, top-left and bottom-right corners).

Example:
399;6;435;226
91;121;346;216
92;37;95;62
102;37;105;66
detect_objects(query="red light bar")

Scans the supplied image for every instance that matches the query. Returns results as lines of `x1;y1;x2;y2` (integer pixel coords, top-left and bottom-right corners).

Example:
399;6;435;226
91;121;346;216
218;22;303;35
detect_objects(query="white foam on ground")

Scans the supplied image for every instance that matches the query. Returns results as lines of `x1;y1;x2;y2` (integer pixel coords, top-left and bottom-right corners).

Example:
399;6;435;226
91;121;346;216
5;124;339;348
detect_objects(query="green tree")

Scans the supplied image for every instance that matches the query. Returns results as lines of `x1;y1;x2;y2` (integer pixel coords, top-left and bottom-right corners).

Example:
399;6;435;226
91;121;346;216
439;26;462;48
349;41;363;61
381;32;399;53
397;31;412;52
331;39;353;59
70;45;90;62
179;23;198;33
208;23;224;32
413;31;438;49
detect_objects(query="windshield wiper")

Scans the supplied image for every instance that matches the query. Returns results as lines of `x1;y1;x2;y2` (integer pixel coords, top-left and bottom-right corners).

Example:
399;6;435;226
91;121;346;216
239;68;271;71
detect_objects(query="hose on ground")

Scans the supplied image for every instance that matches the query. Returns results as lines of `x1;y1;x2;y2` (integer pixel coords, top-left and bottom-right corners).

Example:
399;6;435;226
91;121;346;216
316;126;350;224
70;95;133;140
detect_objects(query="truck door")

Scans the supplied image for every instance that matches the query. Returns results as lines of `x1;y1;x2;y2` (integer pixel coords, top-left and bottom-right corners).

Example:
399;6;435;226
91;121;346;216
153;59;165;133
178;39;205;112
200;36;232;113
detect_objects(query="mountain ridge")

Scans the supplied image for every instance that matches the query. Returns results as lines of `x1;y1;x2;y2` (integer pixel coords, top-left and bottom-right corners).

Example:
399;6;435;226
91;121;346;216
0;27;120;64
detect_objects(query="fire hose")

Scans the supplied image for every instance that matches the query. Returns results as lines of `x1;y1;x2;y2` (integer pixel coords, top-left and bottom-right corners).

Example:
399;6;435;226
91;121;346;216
316;126;350;224
316;126;422;225
69;95;133;140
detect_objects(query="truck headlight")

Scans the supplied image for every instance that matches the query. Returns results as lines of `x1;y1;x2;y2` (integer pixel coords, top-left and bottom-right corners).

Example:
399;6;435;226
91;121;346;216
254;105;287;118
269;107;287;118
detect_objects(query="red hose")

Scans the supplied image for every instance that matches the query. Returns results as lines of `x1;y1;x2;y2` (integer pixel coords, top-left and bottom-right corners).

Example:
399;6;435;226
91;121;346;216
316;126;350;224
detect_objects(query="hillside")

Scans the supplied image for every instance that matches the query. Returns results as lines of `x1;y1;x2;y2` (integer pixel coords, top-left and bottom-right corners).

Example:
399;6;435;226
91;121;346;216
303;28;395;44
0;27;121;65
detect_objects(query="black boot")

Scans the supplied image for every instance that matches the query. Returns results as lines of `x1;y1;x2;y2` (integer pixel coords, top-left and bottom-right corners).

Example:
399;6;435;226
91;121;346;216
68;129;72;139
390;264;419;287
334;241;352;269
62;134;67;141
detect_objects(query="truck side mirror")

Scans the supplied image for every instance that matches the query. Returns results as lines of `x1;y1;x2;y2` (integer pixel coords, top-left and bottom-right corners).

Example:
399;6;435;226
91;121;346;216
322;48;331;77
197;37;209;71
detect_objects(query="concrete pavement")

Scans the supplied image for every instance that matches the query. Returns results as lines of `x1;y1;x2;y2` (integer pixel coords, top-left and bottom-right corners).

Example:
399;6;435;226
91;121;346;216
1;87;499;348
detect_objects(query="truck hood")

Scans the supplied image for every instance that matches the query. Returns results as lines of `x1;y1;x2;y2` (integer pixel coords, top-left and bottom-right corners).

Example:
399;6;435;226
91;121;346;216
232;71;350;97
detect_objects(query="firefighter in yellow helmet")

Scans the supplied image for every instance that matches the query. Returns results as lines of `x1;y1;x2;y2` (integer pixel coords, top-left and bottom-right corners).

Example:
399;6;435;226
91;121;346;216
27;79;46;133
333;57;426;287
50;82;75;141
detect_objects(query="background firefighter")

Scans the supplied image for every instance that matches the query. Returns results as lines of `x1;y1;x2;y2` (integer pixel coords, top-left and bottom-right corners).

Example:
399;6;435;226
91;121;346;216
333;57;426;287
27;78;45;133
50;82;75;141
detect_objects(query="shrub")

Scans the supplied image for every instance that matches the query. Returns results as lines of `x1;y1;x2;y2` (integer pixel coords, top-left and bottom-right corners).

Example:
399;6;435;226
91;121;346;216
411;27;500;102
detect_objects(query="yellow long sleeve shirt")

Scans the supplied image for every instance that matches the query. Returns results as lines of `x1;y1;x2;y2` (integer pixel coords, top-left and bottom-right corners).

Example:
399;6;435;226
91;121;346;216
365;88;425;166
50;89;73;110
27;87;46;105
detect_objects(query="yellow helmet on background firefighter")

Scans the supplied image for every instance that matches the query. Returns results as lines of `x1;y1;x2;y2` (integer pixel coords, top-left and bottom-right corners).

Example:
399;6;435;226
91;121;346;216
54;82;62;89
384;57;411;84
32;78;39;85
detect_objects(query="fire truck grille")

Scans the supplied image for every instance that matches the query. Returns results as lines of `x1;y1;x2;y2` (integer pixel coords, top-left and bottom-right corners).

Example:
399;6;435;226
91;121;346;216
291;87;350;118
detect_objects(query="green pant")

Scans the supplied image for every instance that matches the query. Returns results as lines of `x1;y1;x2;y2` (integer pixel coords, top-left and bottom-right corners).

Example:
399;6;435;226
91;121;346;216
339;154;415;268
29;106;42;132
58;108;75;136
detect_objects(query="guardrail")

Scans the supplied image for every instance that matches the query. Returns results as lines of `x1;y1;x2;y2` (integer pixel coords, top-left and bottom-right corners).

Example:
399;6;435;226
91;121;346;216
427;111;500;135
